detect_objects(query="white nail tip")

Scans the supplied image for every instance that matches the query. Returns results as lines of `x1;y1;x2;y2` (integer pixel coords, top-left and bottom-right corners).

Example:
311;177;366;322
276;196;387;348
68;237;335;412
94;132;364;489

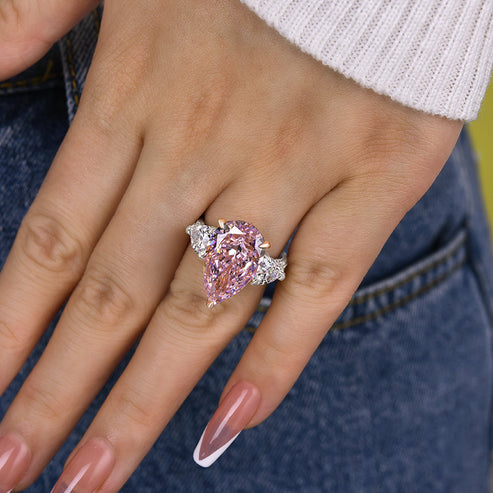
193;428;241;468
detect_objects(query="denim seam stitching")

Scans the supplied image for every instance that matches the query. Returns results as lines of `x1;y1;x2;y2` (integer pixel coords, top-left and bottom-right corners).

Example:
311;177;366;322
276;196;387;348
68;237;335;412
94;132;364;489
256;234;464;313
245;234;466;332
92;8;101;34
0;59;62;92
330;258;465;331
245;256;465;333
459;129;493;326
65;34;80;107
347;235;466;305
0;73;62;90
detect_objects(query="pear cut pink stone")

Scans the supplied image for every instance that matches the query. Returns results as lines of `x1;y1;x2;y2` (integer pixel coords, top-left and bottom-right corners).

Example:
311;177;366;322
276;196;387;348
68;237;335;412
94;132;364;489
204;220;264;305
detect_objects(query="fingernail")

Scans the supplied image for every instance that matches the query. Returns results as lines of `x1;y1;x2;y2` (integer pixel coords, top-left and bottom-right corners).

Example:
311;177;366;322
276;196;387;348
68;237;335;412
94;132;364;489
50;437;114;493
193;381;260;467
0;432;31;493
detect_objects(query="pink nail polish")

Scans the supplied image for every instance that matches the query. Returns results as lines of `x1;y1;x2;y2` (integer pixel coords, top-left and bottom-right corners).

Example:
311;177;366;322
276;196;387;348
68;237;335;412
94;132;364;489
50;438;114;493
0;432;31;493
193;381;260;467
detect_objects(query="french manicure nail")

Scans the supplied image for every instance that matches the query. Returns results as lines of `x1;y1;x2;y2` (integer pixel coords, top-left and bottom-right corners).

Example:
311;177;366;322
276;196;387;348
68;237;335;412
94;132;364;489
50;437;114;493
0;432;31;493
193;381;260;467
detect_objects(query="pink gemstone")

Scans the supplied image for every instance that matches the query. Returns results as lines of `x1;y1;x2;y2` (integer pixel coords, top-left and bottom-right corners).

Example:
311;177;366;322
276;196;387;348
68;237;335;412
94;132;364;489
204;220;264;305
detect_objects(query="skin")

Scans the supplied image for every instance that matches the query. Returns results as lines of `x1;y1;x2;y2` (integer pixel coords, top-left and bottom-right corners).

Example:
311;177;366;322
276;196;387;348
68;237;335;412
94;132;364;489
0;0;463;490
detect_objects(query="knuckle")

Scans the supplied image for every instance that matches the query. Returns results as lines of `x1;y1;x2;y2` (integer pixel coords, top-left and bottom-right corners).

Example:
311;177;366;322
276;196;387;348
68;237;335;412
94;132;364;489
344;102;426;174
287;254;344;303
363;123;412;164
21;378;67;421
72;265;135;328
256;333;298;370
18;211;85;277
0;318;24;352
174;72;234;147
160;277;231;342
340;104;451;210
165;281;218;331
111;388;157;429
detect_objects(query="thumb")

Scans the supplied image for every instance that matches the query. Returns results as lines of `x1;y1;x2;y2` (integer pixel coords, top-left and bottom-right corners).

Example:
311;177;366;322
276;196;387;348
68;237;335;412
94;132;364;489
0;0;102;80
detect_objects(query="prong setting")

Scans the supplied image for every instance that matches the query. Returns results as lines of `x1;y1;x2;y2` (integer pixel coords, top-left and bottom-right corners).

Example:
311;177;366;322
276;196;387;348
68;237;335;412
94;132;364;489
185;219;288;306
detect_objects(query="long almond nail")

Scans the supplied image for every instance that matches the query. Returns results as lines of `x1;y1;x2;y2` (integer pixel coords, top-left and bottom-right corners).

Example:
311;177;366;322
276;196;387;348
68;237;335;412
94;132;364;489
193;381;260;467
0;432;31;493
50;437;114;493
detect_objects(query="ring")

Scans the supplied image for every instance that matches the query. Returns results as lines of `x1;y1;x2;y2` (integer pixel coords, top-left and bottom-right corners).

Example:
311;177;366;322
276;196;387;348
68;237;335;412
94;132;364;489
186;218;287;308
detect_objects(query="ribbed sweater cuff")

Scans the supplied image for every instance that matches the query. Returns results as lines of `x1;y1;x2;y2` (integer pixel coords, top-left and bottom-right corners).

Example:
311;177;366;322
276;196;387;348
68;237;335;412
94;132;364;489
240;0;493;122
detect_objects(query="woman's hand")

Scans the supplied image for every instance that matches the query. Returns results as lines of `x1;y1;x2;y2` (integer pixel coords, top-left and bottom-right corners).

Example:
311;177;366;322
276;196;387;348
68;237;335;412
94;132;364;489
0;0;462;491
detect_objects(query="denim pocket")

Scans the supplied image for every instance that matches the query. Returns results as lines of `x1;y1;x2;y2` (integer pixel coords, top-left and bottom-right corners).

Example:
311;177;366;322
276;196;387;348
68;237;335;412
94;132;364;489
331;227;467;333
231;224;492;493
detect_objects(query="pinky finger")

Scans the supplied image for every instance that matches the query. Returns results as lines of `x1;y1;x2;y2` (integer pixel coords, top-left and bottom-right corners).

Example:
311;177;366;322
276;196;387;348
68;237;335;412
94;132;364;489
193;173;419;467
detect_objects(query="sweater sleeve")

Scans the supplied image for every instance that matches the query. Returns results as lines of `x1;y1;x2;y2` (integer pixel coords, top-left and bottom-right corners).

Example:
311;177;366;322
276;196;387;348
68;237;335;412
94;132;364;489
239;0;493;122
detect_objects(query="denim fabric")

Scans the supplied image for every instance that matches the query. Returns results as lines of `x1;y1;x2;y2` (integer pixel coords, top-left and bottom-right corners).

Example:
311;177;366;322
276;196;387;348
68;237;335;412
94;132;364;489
1;7;493;492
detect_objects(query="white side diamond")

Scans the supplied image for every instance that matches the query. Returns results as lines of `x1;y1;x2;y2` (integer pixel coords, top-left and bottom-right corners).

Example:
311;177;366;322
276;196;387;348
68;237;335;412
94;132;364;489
251;251;287;285
186;221;217;258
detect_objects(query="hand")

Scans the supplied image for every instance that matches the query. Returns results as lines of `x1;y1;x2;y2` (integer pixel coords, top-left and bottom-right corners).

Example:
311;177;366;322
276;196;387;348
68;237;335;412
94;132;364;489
0;0;462;491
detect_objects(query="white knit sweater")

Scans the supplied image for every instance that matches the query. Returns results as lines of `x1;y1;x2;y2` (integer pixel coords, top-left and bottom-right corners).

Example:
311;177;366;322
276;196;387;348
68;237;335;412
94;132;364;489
240;0;493;122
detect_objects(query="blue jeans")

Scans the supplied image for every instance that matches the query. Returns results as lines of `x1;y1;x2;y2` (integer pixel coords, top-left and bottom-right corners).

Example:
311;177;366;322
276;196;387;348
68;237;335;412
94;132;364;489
1;7;493;492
